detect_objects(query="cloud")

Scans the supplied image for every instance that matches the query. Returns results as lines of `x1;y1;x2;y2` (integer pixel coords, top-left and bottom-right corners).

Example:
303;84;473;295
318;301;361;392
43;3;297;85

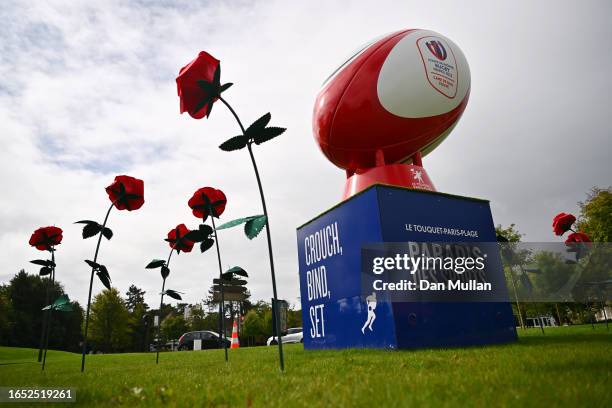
0;0;610;309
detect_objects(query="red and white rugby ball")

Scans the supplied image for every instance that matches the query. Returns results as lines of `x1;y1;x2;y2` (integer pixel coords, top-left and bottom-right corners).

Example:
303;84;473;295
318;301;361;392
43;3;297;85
313;29;471;171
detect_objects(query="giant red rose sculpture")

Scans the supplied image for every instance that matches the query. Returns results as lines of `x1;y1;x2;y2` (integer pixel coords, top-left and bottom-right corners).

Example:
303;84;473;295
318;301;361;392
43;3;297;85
177;51;287;369
105;175;145;211
551;212;591;261
565;232;591;243
167;223;195;253
176;51;224;119
77;174;144;372
145;223;191;364
28;225;63;369
29;226;63;251
552;212;576;236
185;186;231;361
188;187;227;220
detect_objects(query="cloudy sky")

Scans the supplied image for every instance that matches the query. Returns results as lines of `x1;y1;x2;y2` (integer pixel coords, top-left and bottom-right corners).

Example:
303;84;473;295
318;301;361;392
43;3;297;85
1;0;610;309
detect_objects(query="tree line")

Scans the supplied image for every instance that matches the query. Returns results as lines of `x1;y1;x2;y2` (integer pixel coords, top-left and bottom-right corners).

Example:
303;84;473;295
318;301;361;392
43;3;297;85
496;187;611;327
0;273;302;353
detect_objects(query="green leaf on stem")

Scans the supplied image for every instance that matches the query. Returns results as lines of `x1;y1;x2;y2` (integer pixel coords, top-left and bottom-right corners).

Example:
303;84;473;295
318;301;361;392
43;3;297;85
161;265;170;279
75;220;103;239
164;289;183;300
253;126;286;145
219;135;248;151
96;265;112;290
245;215;267;239
39;267;52;276
30;259;54;267
216;215;262;231
43;294;73;312
84;259;112;290
146;259;166;269
245;113;271;137
199;224;214;236
185;224;214;243
200;238;215;253
185;230;204;242
54;303;74;312
84;260;100;269
101;227;113;240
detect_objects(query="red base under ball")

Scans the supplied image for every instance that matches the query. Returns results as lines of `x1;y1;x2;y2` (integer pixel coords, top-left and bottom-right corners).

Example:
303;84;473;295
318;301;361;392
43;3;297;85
343;163;436;199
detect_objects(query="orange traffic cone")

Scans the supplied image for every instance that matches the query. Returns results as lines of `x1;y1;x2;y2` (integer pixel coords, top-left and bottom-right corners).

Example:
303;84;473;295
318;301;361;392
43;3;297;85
230;319;240;349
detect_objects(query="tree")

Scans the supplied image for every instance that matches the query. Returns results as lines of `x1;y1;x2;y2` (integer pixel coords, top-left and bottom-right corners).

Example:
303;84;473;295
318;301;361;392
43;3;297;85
125;285;149;352
2;270;82;351
242;310;265;337
532;251;575;297
48;299;84;352
127;302;149;352
89;288;132;353
161;314;188;341
496;224;532;328
202;312;221;332
577;187;612;242
287;308;302;328
6;270;58;348
0;285;13;345
187;304;207;331
241;307;272;346
125;285;147;312
495;224;523;243
573;187;610;320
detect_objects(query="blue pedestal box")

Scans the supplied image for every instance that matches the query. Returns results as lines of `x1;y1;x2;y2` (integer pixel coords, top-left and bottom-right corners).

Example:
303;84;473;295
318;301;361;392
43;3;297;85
296;184;517;349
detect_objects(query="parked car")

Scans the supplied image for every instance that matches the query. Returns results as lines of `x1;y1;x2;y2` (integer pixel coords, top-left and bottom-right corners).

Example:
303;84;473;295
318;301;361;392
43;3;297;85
267;327;303;346
148;340;178;352
178;330;231;350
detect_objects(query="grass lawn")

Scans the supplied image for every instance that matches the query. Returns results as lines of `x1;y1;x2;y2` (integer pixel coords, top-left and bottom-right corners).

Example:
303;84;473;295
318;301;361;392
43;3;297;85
0;324;610;407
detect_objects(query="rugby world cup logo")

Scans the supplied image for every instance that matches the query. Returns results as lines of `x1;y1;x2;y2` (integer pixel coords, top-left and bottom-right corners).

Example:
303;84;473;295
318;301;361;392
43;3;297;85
426;40;447;61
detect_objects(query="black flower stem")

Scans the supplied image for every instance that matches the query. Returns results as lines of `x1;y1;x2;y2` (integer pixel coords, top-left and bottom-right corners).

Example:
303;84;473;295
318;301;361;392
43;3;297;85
219;96;284;371
37;250;54;363
210;215;228;362
42;313;52;371
41;250;55;371
80;202;114;373
156;249;174;364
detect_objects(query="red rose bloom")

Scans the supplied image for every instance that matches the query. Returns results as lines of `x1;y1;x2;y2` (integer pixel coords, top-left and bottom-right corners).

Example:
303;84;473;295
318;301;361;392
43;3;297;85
167;224;194;253
552;212;576;236
105;175;145;211
176;51;220;119
565;232;591;244
188;187;227;220
29;226;63;251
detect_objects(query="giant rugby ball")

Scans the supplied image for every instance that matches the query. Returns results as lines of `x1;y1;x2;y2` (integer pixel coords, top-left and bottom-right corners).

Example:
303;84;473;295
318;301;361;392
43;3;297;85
313;29;471;171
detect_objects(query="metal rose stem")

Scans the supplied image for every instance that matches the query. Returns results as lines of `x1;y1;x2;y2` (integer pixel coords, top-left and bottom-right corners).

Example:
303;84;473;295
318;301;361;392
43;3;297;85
80;202;115;372
210;215;228;362
41;250;55;371
508;266;525;330
37;250;53;362
218;96;285;371
156;248;174;364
